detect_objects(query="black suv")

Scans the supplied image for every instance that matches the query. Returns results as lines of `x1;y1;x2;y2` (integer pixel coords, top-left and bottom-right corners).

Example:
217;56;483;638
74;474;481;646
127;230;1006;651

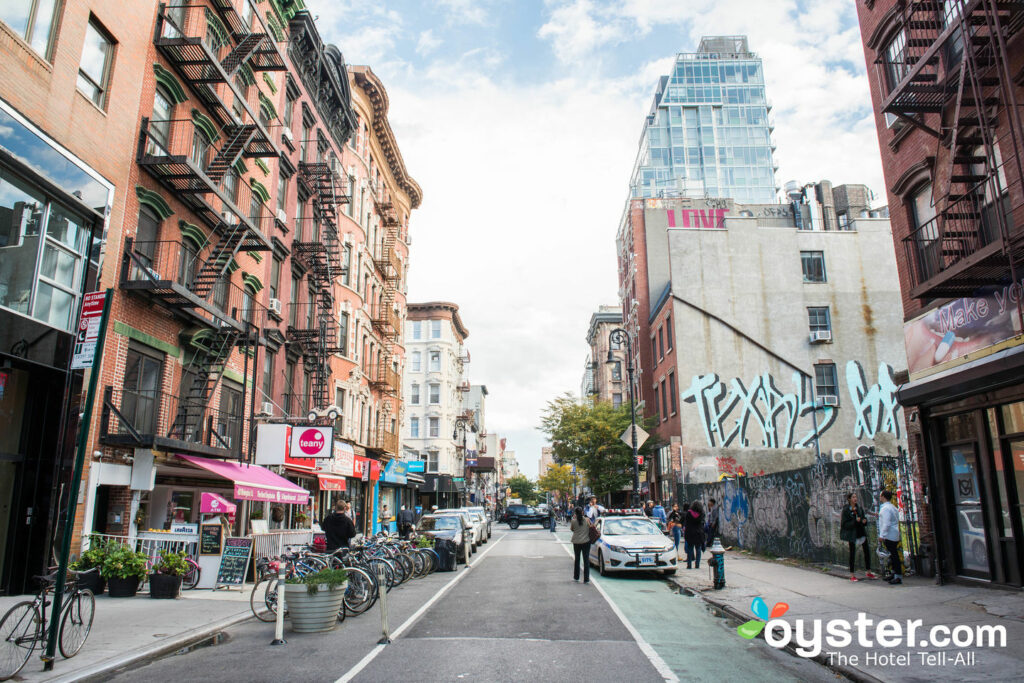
501;504;548;529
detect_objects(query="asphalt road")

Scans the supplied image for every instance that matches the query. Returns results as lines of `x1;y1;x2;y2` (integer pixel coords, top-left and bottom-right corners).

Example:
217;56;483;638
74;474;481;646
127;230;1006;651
110;526;837;682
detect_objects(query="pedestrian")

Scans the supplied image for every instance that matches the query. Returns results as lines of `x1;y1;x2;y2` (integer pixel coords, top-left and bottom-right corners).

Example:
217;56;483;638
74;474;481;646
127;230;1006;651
548;504;557;532
652;501;667;526
703;497;720;557
585;496;605;522
667;503;683;554
398;505;416;539
569;506;592;583
321;500;356;552
878;490;903;585
840;493;875;581
643;500;654;517
379;504;391;533
683;501;705;569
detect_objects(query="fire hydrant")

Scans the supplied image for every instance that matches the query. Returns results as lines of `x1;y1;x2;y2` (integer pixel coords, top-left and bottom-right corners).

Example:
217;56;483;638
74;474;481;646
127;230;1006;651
709;538;726;589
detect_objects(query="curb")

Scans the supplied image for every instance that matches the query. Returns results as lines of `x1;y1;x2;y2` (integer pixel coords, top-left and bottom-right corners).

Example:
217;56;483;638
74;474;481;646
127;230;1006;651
669;579;885;683
50;610;255;683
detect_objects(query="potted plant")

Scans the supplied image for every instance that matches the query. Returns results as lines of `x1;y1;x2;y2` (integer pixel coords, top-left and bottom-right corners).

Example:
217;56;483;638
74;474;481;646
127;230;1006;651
283;568;348;633
249;506;264;520
149;550;188;599
71;537;108;595
293;510;309;526
101;542;149;597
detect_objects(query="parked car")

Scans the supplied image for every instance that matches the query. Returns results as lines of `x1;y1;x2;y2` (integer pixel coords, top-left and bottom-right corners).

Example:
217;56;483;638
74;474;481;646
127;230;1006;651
417;514;470;562
437;509;483;549
588;515;677;576
501;504;548;529
466;506;492;539
466;510;489;542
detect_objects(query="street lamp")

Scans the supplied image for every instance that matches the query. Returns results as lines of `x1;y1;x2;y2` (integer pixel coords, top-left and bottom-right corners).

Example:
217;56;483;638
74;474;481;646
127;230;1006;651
454;416;474;506
607;327;639;509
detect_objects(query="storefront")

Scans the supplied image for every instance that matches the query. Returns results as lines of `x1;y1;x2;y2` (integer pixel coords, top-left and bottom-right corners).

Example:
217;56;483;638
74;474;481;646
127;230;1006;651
352;455;381;535
421;474;460;510
380;460;410;533
901;345;1024;587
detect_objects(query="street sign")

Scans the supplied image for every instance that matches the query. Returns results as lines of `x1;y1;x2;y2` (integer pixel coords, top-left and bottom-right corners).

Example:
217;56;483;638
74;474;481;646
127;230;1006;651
620;425;650;448
70;291;108;369
637;455;644;466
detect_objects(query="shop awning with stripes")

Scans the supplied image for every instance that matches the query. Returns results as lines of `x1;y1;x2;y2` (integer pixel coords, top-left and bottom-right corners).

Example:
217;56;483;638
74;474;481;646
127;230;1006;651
177;455;310;504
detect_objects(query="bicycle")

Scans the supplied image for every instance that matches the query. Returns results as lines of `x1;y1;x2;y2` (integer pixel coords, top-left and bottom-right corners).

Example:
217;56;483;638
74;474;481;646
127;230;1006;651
182;556;201;590
0;569;96;680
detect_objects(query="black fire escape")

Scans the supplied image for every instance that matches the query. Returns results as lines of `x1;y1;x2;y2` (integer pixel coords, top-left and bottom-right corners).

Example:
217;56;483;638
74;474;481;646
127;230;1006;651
881;0;1024;300
369;193;402;400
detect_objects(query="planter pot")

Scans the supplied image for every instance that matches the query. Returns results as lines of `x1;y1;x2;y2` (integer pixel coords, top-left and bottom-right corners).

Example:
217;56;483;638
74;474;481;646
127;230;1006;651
76;572;105;595
107;576;140;598
284;582;347;633
149;573;183;599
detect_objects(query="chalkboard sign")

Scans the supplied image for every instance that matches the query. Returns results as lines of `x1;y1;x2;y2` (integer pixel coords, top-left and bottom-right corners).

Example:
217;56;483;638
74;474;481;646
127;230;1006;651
200;524;223;556
215;537;253;587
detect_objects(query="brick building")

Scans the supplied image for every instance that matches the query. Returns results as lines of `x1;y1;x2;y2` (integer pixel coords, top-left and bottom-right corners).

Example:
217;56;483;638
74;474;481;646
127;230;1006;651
857;0;1024;587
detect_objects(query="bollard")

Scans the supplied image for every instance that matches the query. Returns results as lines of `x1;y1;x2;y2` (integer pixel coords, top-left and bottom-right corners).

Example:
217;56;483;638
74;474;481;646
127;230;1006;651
709;538;726;589
464;538;471;568
377;565;391;644
271;564;286;645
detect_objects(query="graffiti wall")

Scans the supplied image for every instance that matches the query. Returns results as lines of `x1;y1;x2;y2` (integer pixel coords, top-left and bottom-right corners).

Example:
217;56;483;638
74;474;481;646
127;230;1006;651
677;456;903;566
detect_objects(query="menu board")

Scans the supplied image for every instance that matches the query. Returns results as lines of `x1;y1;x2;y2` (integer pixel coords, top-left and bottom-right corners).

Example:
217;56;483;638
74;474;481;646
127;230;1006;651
200;524;223;556
215;537;253;587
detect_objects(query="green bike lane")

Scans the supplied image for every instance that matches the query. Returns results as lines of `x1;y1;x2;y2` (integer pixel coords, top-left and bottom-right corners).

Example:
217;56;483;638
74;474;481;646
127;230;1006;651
555;530;835;682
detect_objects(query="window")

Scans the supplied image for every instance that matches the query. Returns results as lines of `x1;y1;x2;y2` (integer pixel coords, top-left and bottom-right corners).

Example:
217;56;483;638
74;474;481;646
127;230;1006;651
428;383;440;404
665;318;673;350
911;183;939;280
410;383;420;405
2;0;60;59
133;206;159;269
289;274;299;327
300;122;310;162
808;307;831;334
427;450;439;473
660;379;668;420
78;19;115;108
837;213;849;230
429;351;440;372
262;350;275;400
277;174;288;214
283;88;295;130
611;361;622;381
121;347;162;434
269;255;281;301
800;251;826;283
430;320;441;339
149;88;174;153
190;128;212;170
218;382;243;450
815;363;839;399
410;417;419;438
412;321;422;340
342;244;351;285
428;417;439;438
651;336;658;363
338;312;349;355
883;30;908;93
222;168;239;205
658;327;665;359
283;360;295;414
411;351;421;372
668;372;677;414
612;393;622;408
652;385;660;421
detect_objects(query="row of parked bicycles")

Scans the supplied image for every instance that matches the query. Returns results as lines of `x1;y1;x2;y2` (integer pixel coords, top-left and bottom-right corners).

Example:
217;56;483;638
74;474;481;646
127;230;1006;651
250;534;442;623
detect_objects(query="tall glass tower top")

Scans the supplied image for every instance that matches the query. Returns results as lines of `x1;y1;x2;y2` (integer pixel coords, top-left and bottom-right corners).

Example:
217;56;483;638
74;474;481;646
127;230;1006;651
630;36;778;204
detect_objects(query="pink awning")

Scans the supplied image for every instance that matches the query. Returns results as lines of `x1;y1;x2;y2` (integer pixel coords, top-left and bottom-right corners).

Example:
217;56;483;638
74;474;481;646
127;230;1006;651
177;455;310;505
200;491;237;515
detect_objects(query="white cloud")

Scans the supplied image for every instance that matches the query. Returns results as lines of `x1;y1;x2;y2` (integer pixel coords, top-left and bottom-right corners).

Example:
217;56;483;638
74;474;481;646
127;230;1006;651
416;29;442;56
437;0;489;26
538;0;633;66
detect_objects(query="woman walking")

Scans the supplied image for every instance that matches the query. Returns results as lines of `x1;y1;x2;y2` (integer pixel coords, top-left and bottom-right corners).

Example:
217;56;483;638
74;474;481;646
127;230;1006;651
683;501;705;569
667;503;683;555
841;493;876;581
569;506;592;583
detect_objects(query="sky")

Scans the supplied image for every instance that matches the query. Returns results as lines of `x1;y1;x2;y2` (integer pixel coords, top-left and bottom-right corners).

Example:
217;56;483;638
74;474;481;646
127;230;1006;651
310;0;884;480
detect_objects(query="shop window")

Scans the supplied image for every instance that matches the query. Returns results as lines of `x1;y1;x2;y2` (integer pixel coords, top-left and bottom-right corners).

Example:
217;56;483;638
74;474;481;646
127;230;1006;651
121;347;163;434
77;19;116;108
942;412;977;442
1;0;61;60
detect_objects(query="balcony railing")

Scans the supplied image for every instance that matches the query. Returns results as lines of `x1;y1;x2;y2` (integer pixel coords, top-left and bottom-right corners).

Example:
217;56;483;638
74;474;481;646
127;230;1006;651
121;238;267;331
137;118;274;247
370;305;400;333
371;430;399;456
99;386;240;458
372;244;401;278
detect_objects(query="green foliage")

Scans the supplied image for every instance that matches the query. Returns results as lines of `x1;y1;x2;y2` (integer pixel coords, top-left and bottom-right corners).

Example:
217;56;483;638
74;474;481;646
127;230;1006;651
507;475;538;504
415;535;435;548
539;393;659;497
537;463;575;504
101;542;150;580
285;568;349;594
152;550;189;576
71;536;109;571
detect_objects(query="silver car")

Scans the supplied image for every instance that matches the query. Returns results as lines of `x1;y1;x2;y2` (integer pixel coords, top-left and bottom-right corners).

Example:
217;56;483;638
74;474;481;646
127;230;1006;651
437;509;483;549
466;506;492;539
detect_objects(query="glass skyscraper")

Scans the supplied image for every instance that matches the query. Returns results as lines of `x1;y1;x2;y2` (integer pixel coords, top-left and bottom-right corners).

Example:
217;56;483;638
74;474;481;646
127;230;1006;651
630;36;778;204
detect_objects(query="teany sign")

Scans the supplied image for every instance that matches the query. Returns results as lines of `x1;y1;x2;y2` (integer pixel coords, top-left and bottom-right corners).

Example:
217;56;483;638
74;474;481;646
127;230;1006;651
289;426;333;459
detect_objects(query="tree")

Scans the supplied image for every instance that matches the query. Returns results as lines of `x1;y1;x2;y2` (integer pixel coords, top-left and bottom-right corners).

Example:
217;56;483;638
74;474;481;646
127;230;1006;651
537;463;574;505
539;393;659;498
507;474;538;504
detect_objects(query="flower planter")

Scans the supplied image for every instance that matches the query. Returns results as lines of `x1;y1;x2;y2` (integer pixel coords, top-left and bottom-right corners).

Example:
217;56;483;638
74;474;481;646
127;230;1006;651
284;582;347;633
76;572;105;595
107;576;140;598
149;573;182;599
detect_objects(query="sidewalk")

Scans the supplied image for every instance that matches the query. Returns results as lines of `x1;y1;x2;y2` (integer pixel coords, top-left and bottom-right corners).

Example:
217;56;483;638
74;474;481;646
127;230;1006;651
0;587;254;682
668;551;1024;682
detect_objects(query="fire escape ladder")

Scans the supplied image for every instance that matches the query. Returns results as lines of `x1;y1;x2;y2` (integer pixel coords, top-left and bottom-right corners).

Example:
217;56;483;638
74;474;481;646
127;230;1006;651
191;221;249;298
206;124;256;184
169;327;240;440
221;33;263;77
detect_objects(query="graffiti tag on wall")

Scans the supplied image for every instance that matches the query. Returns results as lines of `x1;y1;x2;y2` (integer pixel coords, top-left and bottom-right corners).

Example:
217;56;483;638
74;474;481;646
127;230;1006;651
681;361;901;449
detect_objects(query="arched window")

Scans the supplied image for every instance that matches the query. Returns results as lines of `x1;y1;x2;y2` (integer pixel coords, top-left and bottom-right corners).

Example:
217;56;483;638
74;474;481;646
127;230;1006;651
150;87;174;154
135;206;161;268
178;233;204;289
909;182;939;281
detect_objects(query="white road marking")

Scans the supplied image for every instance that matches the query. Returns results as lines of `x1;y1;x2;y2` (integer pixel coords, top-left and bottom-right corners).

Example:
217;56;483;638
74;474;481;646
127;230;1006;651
558;537;679;682
334;533;507;683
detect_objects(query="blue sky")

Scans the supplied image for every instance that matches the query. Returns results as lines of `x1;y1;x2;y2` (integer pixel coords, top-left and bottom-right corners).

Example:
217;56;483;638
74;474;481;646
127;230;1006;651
309;0;885;479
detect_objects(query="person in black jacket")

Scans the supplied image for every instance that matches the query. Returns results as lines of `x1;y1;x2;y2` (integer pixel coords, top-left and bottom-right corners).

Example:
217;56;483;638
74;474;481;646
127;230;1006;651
667;503;683;555
321;500;356;552
398;505;417;538
683;501;705;569
840;493;875;580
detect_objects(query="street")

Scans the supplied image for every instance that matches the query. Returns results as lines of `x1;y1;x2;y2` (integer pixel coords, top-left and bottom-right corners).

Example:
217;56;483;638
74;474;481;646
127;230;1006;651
110;527;833;682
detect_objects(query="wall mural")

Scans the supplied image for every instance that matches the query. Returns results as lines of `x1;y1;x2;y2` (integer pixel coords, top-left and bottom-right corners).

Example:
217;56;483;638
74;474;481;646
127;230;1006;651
681;361;901;449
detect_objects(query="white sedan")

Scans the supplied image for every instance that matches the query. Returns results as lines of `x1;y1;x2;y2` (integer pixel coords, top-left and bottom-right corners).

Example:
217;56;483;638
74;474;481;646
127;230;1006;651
589;516;677;576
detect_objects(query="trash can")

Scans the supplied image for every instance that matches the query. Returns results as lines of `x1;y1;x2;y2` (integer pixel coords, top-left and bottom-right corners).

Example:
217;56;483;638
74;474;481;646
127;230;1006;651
435;538;457;572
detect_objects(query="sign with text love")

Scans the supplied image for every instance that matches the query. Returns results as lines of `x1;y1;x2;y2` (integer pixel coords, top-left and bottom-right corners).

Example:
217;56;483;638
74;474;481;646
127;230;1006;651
289;425;333;459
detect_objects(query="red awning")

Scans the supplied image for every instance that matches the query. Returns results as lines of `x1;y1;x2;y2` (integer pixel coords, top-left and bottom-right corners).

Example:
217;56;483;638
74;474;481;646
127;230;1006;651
318;474;346;491
177;455;310;504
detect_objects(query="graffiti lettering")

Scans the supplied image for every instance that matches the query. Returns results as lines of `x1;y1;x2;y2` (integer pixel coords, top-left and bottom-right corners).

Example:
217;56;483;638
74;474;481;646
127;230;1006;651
846;361;901;439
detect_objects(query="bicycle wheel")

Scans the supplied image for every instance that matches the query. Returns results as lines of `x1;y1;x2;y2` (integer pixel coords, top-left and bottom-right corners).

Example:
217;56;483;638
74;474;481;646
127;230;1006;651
183;561;200;590
0;601;41;681
366;559;395;593
396;554;415;583
250;577;280;622
342;567;376;615
410;550;426;578
422;548;439;574
59;590;95;658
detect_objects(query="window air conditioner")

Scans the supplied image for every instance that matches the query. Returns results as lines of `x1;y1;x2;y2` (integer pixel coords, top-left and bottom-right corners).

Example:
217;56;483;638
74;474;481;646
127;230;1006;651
282;127;294;142
276;209;287;224
221;211;237;225
809;330;832;343
259;402;274;416
268;298;282;315
820;395;839;407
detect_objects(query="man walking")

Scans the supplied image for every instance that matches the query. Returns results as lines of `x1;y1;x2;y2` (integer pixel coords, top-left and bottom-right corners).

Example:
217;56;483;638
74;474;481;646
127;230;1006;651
704;497;720;557
321;501;356;552
878;490;902;585
398;505;416;538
